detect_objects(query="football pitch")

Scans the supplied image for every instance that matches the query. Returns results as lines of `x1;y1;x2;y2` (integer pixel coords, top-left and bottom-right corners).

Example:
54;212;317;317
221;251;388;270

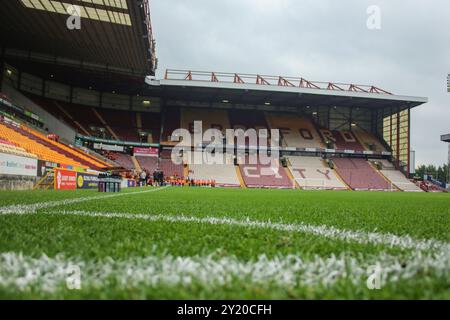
0;187;448;299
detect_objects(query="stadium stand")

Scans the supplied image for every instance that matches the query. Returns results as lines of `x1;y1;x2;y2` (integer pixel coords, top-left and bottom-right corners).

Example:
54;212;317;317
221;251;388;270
376;159;422;192
266;114;324;149
229;110;268;131
140;112;161;143
64;104;106;137
20;124;107;169
0;138;37;159
181;108;231;142
135;156;158;173
109;152;135;171
288;156;347;190
26;94;147;142
0;122;84;167
140;148;185;177
227;110;270;147
0;100;109;170
187;151;240;187
378;159;395;170
97;109;139;142
320;129;365;151
353;128;387;152
418;180;445;192
332;158;390;190
161;108;181;145
27;95;87;134
26;95;102;137
238;154;292;188
381;170;422;192
159;158;184;177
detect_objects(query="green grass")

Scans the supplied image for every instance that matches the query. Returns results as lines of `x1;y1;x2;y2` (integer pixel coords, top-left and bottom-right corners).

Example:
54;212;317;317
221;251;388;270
0;187;449;299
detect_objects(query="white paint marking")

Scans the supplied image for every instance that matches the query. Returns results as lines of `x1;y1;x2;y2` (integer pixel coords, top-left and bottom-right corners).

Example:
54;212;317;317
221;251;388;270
0;187;169;215
0;251;447;293
13;210;450;253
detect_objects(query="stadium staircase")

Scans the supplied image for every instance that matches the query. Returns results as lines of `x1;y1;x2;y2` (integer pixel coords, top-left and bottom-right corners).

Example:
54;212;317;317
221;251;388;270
235;166;247;188
283;164;299;189
131;156;142;172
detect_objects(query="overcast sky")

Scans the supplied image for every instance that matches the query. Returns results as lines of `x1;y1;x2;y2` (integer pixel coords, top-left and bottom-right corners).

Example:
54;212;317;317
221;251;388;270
151;0;450;166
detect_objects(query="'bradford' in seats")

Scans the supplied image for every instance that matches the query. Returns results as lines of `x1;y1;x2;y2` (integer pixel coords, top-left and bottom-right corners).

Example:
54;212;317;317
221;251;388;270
267;114;323;149
320;130;365;152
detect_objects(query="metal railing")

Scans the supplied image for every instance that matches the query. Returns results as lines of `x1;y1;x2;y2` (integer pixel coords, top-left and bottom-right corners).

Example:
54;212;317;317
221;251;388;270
164;69;392;95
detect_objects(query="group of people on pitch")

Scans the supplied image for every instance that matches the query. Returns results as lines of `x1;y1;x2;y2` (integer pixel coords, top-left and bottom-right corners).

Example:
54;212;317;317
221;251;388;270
138;169;216;188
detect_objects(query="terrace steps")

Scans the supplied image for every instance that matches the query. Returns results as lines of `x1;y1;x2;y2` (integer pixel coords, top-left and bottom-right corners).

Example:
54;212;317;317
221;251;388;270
368;161;398;191
283;165;299;189
235;166;247;188
131;156;142;172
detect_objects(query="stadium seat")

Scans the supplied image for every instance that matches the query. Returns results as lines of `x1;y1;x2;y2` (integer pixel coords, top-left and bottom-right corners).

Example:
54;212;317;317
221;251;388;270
186;151;240;187
136;156;158;173
110;152;136;171
288;156;347;190
320;130;365;152
332;158;390;190
238;154;292;188
28;95;104;137
27;94;84;133
0;120;109;169
378;159;422;192
266;114;324;149
159;158;184;177
20;125;107;170
228;110;270;147
181;108;231;144
140;112;161;143
229;110;268;131
0;140;37;158
98;109;140;142
0;122;83;167
161;108;181;145
353;128;387;153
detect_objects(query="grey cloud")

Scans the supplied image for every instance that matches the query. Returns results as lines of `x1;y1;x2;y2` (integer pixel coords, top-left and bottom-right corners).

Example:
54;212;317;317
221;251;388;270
151;0;450;166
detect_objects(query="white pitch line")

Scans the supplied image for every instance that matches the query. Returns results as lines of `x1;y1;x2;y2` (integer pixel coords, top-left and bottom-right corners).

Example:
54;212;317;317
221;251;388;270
0;250;448;293
0;186;170;215
21;210;450;253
